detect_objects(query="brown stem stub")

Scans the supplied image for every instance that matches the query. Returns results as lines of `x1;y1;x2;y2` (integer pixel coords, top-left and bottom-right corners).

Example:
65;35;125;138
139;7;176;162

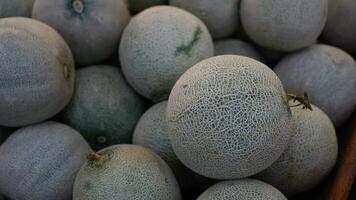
286;92;313;111
87;151;101;161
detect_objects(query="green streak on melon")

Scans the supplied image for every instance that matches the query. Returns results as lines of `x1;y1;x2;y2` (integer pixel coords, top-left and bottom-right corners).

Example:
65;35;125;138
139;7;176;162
175;26;203;57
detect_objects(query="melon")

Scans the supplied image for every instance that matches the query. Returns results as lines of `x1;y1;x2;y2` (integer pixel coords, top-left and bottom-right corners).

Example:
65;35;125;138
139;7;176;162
0;0;35;18
196;179;287;200
32;0;130;66
169;0;239;39
128;0;167;14
323;0;356;55
274;44;356;126
0;121;91;200
0;17;75;127
133;101;214;191
257;105;338;194
214;39;264;62
59;65;145;150
166;55;294;179
0;126;13;145
73;144;181;200
240;0;328;51
119;6;214;102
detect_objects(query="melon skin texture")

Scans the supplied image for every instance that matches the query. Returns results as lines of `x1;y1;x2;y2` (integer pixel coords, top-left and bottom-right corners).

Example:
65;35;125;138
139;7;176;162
120;6;214;102
128;0;167;14
196;179;287;200
59;65;145;150
133;101;214;191
240;0;328;51
167;55;294;179
32;0;130;66
214;39;264;62
0;17;75;127
274;44;356;127
73;144;181;200
169;0;239;39
257;105;338;194
0;121;91;200
0;0;35;18
323;0;356;55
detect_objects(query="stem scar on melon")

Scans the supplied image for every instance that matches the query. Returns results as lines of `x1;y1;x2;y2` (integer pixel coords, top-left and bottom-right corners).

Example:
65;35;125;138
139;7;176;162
87;150;113;168
72;0;85;14
175;26;203;57
286;92;313;111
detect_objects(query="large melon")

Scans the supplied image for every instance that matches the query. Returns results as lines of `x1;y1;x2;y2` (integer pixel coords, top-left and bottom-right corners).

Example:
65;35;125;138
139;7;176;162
0;0;35;18
73;144;181;200
32;0;130;66
214;39;264;62
274;44;356;126
59;65;145;150
196;179;287;200
0;121;91;200
128;0;167;14
0;17;75;127
169;0;239;39
257;105;338;194
166;55;294;179
240;0;327;51
120;6;214;102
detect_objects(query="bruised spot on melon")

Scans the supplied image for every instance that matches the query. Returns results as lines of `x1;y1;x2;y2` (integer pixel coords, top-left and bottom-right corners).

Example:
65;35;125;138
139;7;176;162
175;26;202;57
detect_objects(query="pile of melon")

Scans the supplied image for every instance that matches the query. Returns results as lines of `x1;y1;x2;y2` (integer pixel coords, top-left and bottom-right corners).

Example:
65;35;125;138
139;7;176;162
0;0;355;200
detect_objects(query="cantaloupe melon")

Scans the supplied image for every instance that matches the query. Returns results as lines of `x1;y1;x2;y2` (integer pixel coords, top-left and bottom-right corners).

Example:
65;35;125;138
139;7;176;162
196;179;287;200
323;0;356;55
257;105;338;194
214;39;264;62
120;6;214;102
73;144;181;200
0;17;75;127
240;0;328;51
133;101;214;191
166;55;294;179
0;121;91;200
0;0;35;18
274;44;356;126
59;65;145;150
128;0;167;14
169;0;239;39
32;0;130;66
0;126;13;145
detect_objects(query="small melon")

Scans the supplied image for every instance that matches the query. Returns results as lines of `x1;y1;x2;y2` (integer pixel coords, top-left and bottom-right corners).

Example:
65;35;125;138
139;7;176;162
240;0;328;51
119;6;214;102
166;55;294;179
169;0;239;39
0;0;35;18
0;121;91;200
0;17;75;127
59;65;145;150
128;0;167;14
196;179;287;200
73;144;181;200
32;0;130;66
323;0;356;55
214;39;264;62
274;44;356;126
257;105;338;194
0;126;13;145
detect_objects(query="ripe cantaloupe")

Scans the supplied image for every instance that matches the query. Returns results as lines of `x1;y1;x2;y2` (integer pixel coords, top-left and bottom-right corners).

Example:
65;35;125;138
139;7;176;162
169;0;239;39
240;0;328;51
196;179;287;200
32;0;130;66
323;0;356;55
0;121;91;200
120;6;214;102
166;55;294;179
274;44;356;126
73;144;181;200
214;39;264;62
59;65;145;150
128;0;167;14
257;105;338;194
0;17;75;127
0;0;35;18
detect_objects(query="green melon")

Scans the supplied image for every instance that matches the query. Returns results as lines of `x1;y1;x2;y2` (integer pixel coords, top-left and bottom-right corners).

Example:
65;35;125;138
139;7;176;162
196;179;287;200
0;121;91;200
73;144;181;200
167;55;294;179
59;65;145;150
0;0;35;18
214;39;264;62
0;17;75;127
128;0;167;14
119;6;214;102
257;105;338;194
32;0;130;66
